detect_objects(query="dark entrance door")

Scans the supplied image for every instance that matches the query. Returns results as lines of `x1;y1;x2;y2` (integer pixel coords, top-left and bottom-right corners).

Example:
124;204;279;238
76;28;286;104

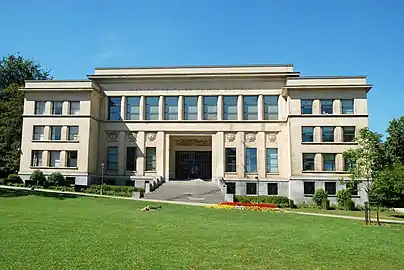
175;151;212;180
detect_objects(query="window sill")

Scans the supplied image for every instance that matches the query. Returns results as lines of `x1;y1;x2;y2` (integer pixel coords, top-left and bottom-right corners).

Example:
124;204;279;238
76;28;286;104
302;170;349;174
291;114;368;117
32;140;79;143
145;170;156;173
29;166;78;170
301;141;357;145
266;173;279;175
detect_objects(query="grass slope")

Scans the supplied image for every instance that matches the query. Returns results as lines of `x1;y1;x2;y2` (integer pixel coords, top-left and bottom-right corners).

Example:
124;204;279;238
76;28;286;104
0;188;403;270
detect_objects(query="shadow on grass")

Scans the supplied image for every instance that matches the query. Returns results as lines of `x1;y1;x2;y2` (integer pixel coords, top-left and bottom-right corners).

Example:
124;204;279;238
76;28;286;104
390;214;404;219
0;188;78;200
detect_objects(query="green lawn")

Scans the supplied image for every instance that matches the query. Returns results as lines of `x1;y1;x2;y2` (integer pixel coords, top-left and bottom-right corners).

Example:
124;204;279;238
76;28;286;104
1;188;404;270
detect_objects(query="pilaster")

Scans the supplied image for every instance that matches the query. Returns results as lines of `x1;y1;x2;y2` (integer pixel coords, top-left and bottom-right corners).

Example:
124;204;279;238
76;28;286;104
164;133;170;181
136;131;145;175
158;96;164;120
118;131;125;175
60;151;66;167
197;96;203;120
237;95;243;120
217;95;223;120
237;132;245;178
314;127;321;142
335;127;342;142
156;131;165;176
120;96;126;120
61;126;67;140
62;101;69;115
334;99;342;114
178;96;184;120
139;96;145;121
336;153;343;171
212;132;225;179
43;150;49;167
258;95;264;120
315;153;322;171
44;126;50;140
313;99;320;115
257;131;266;178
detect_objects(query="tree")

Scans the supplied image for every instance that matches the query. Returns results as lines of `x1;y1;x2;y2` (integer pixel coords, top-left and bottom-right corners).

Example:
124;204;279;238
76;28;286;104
385;116;404;165
371;164;404;207
47;172;65;187
30;170;46;186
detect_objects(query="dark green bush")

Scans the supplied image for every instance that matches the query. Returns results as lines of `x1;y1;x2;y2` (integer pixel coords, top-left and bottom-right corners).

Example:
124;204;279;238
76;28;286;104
30;170;46;186
46;172;65;187
6;174;23;185
235;195;295;208
0;178;4;185
312;189;328;209
81;184;144;197
47;186;75;192
336;189;355;211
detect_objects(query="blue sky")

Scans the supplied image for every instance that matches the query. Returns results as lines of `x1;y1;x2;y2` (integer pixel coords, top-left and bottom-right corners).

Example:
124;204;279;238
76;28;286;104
1;0;403;134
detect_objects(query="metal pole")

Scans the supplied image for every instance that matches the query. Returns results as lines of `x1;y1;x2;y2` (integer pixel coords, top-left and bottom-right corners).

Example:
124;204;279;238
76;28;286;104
101;162;104;195
256;176;259;203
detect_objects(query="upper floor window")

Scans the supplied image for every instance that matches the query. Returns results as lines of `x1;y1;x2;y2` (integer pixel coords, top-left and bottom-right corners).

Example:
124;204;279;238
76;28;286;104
320;99;333;114
245;148;257;173
323;154;336;171
50;126;62;140
302;153;315;171
203;96;218;120
52;101;63;115
301;100;313;114
225;148;237;173
35;101;45;115
322;127;335;142
145;97;159;120
33;126;45;140
243;96;258;120
107;147;118;171
69;101;80;115
264;96;278;120
302;127;314;142
266;148;278;173
223;96;238;120
31;150;43;167
343;126;355;142
164;96;178;120
68;126;79;141
108;97;121;120
341;99;354;114
49;151;61;168
184;96;198;120
127;97;140;120
344;157;356;171
66;151;78;168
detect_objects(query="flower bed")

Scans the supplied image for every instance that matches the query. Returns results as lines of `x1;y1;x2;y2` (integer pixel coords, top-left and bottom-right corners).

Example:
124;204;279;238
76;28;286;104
220;202;277;208
206;202;281;212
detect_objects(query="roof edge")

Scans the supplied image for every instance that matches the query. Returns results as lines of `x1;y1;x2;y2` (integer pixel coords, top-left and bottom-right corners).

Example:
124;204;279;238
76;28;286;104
94;64;294;70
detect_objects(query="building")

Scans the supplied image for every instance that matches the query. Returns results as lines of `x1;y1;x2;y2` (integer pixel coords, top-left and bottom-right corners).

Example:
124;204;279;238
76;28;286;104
18;64;372;204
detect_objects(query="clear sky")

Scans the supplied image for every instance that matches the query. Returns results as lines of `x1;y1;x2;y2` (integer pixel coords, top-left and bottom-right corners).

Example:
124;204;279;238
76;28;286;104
1;0;403;134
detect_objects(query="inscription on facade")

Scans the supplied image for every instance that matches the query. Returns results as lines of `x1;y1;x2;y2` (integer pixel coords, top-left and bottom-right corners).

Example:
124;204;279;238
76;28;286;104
176;139;211;146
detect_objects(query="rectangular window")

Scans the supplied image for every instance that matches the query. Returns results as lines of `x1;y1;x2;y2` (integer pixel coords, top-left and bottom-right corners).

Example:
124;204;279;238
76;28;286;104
243;96;258;120
246;183;257;195
245;148;257;173
108;97;122;120
344;157;356;171
49;151;61;168
52;101;63;115
304;182;315;195
264;96;279;120
146;147;156;171
225;148;237;172
145;97;159;120
184;96;198;120
303;153;315;171
223;96;238;120
68;126;79;141
31;150;43;166
66;151;78;168
341;99;354;114
50;126;62;140
267;183;278;195
164;96;178;120
320;99;333;114
69;101;80;115
325;182;336;195
350;183;358;196
343;127;355;142
266;148;278;173
301;100;313;114
33;126;45;140
107;147;118;171
126;147;136;171
226;182;236;194
203;96;218;120
302;127;314;142
322;127;335;142
323;154;336;171
126;97;140;120
35;101;46;115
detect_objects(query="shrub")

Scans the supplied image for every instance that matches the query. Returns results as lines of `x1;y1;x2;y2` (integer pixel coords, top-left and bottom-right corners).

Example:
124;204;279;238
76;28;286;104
46;172;65;187
47;186;75;192
336;189;355;211
6;174;23;185
296;202;318;209
30;170;46;186
312;189;329;209
81;184;144;197
235;196;295;208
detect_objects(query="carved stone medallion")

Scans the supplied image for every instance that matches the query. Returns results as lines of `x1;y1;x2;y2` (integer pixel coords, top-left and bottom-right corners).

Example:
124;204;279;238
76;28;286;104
267;133;277;142
106;131;118;142
147;133;156;142
226;133;236;143
245;133;256;143
127;132;137;142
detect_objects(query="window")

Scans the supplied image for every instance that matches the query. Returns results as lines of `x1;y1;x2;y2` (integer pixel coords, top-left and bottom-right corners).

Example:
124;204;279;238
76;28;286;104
301;100;313;114
225;148;237;172
267;183;278;195
50;126;62;140
69;101;80;115
203;96;217;120
303;153;315;171
126;147;136;171
302;127;314;142
322;127;335;142
127;97;140;120
243;96;258;120
66;151;78;167
108;97;122;120
184;96;198;120
31;150;43;166
245;148;257;173
349;183;358;196
164;96;178;120
65;177;75;185
68;126;79;141
107;147;118;171
264;96;278;120
320;99;333;114
33;126;45;140
323;154;336;171
341;99;354;114
266;148;278;173
145;97;159;120
49;151;61;168
223;96;238;120
146;147;156;171
246;183;257;195
52;101;63;115
325;182;336;195
226;182;236;194
343;127;355;142
35;101;45;115
344;157;356;171
304;182;315;195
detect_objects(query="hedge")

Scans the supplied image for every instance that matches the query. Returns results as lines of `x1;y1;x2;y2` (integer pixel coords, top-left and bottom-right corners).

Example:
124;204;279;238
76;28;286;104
235;195;295;208
80;184;144;197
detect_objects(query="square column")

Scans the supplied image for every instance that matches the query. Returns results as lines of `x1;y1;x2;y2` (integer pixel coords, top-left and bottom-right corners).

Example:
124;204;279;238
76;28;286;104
158;96;164;120
164;133;170;181
313;99;320;115
257;132;266;178
212;132;224;179
178;96;184;120
314;127;321;142
118;131;126;175
60;151;66;167
217;95;223;120
335;127;342;142
45;101;51;115
336;153;343;171
44;126;50;140
258;95;264;120
334;100;342;114
315;153;322;171
62;101;69;115
156;131;165;176
120;96;126;120
136;131;145;175
237;95;243;120
237;132;245;178
139;96;145;121
61;126;67;140
197;96;203;120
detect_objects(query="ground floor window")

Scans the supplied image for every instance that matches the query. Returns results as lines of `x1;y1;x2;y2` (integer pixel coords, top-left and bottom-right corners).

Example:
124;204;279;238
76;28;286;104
245;148;257;173
226;182;236;194
31;150;43;167
49;151;61;168
107;147;118;171
65;177;75;185
304;181;315;195
225;148;236;172
246;183;257;195
325;182;336;195
146;147;156;171
126;147;137;171
267;183;278;195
